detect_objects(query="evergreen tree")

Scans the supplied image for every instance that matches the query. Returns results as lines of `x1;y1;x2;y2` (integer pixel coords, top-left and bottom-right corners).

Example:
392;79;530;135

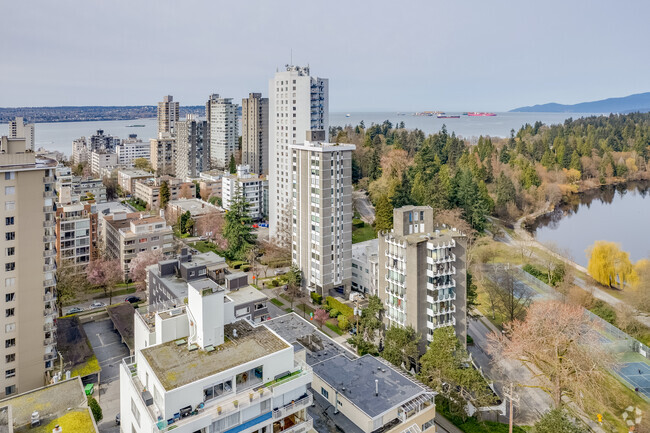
496;172;517;208
229;154;237;174
569;150;581;171
390;171;412;208
159;181;170;208
368;143;382;180
374;195;393;233
223;184;256;259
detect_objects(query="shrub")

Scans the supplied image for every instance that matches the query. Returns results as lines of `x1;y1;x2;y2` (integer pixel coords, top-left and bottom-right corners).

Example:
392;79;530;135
231;261;247;269
268;279;278;288
352;219;365;229
326;296;354;318
590;300;617;325
329;308;339;318
338;315;350;331
241;265;251;272
88;396;103;422
310;292;323;305
466;334;474;345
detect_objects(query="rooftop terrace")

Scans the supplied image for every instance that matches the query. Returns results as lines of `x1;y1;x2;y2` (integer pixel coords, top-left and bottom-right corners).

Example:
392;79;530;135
141;320;290;390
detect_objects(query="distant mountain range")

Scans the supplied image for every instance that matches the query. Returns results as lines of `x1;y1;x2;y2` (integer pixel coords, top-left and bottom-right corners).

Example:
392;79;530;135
510;92;650;113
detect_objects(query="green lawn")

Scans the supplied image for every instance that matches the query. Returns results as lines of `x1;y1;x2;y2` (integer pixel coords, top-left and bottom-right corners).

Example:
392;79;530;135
326;322;344;336
270;298;284;307
125;198;146;212
191;241;219;254
352;223;377;244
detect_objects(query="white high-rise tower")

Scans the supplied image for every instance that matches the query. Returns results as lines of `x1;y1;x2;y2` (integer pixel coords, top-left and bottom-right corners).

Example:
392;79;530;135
269;65;328;241
206;94;238;171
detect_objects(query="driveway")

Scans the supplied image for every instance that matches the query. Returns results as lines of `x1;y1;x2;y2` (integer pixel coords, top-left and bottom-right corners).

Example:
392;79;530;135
353;190;375;224
83;319;130;433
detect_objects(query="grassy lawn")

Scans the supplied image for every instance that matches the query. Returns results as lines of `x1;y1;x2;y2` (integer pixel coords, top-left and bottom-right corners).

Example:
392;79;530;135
474;285;507;331
125;198;146;212
352;222;377;244
296;303;315;315
326;321;344;336
270;298;284;307
191;240;219;254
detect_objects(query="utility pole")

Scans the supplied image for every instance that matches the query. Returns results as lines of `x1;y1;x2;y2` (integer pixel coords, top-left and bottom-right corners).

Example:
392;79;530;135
504;382;520;433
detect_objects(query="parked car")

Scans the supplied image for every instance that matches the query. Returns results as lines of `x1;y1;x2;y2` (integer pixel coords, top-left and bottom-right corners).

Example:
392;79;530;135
89;301;106;309
66;307;84;315
125;296;141;304
274;269;284;276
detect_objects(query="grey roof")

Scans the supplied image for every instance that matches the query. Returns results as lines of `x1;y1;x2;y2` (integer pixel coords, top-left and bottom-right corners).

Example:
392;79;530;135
226;271;247;280
312;354;425;418
188;278;222;292
266;314;427;419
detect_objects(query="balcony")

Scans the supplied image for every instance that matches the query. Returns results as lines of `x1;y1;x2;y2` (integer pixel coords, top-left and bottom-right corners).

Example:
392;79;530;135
44;353;56;361
275;414;313;433
43;264;56;272
43;235;56;243
43;219;55;228
44;323;56;332
43;176;55;183
44;337;55;346
43;279;56;288
43;206;53;213
272;392;312;420
43;249;56;258
43;191;56;199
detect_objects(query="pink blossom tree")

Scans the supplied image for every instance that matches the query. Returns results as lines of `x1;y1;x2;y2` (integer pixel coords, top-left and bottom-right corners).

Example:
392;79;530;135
86;258;123;303
128;249;164;290
314;309;329;330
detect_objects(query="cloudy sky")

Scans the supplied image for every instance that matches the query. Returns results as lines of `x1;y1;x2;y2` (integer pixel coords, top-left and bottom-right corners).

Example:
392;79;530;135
1;0;648;111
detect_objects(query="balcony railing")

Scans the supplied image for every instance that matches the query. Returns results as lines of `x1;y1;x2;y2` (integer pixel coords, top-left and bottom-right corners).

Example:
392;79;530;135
44;323;56;332
278;415;313;433
43;249;56;258
43;279;56;288
43;235;56;243
43;176;55;183
43;220;55;228
273;392;312;420
43;206;53;213
43;191;56;199
43;264;56;272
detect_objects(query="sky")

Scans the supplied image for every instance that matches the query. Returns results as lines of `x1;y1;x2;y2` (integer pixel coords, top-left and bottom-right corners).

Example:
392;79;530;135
1;0;649;111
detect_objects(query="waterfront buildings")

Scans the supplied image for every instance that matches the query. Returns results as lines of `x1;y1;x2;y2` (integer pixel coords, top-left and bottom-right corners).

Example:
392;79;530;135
290;131;353;295
55;202;98;272
158;95;179;136
0;136;57;396
378;205;468;351
221;165;267;221
351;239;379;296
116;136;151;166
102;210;174;277
175;115;208;179
266;314;437;433
117;168;152;195
133;177;196;210
242;93;269;175
269;65;328;241
8;117;34;151
120;278;310;433
150;136;176;176
206;94;238;170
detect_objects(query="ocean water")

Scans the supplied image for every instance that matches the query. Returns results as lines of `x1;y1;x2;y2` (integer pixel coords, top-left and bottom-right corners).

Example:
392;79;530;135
0;111;598;156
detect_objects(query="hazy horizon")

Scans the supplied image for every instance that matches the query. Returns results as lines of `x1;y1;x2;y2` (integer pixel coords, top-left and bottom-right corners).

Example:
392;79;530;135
2;0;649;111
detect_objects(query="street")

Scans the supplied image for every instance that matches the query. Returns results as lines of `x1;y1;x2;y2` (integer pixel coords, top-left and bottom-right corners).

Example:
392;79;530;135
353;190;375;224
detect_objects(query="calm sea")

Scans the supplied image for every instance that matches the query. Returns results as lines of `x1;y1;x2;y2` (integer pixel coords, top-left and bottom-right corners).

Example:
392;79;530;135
0;111;598;156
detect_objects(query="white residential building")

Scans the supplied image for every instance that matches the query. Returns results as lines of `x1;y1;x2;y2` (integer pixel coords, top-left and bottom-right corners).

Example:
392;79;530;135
158;95;180;137
120;279;312;433
351;239;379;296
8;117;35;151
222;165;268;221
71;137;89;165
291;131;353;295
269;65;328;241
116;137;151;166
206;94;238;171
90;151;118;177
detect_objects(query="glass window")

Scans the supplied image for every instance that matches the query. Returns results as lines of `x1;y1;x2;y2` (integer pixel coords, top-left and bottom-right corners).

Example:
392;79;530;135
4;187;14;195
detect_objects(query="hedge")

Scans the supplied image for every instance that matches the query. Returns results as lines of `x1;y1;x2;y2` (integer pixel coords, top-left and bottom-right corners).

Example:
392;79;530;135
326;296;354;318
310;292;323;305
329;309;339;318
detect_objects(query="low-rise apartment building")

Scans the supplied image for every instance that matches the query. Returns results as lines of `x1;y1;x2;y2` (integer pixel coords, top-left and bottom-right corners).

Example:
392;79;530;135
116;137;151;167
102;210;173;277
266;314;437;433
378;205;468;351
90;150;117;177
222;165;267;221
55;202;98;272
166;198;222;236
351;239;379;296
133;177;196;210
120;279;311;433
57;175;107;204
117;168;153;195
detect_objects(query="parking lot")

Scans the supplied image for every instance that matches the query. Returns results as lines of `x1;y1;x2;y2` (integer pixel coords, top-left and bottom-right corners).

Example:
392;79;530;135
83;319;130;432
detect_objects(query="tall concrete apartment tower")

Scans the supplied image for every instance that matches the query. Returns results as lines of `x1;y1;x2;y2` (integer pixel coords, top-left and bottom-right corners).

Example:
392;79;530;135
8;118;34;151
206;94;238;171
0;135;58;396
291;131;354;295
241;93;269;175
269;65;328;241
157;95;179;137
378;206;467;352
175;115;208;179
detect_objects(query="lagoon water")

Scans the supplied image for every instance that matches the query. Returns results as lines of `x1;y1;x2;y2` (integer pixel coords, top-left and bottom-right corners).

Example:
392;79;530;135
531;182;650;267
0;111;598;156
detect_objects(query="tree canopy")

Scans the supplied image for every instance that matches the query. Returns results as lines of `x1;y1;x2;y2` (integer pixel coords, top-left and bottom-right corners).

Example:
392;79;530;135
223;184;256;260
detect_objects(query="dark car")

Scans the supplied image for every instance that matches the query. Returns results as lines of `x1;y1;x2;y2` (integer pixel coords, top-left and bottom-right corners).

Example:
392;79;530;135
116;412;120;425
125;296;141;304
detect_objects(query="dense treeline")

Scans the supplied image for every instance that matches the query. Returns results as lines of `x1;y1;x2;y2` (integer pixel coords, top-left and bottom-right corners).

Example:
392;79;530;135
331;113;650;231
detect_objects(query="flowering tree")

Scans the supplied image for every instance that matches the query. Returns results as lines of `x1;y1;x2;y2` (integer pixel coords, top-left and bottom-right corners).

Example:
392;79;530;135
488;300;614;409
128;249;164;290
196;209;227;249
314;309;329;330
86;258;123;303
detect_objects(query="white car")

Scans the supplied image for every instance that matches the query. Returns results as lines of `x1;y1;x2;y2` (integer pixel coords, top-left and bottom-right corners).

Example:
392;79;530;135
89;301;106;309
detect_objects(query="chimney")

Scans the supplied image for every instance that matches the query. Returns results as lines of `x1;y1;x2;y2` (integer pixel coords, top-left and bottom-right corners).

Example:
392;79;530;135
375;379;379;396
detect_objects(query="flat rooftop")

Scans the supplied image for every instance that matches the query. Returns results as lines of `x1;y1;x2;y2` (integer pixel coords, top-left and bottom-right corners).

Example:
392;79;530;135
0;378;97;433
226;286;268;305
313;354;426;418
141;320;290;390
168;198;221;215
352;238;378;259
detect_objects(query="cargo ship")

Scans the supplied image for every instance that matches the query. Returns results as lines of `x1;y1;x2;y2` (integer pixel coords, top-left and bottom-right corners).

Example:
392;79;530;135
437;115;460;119
415;111;444;116
466;112;496;117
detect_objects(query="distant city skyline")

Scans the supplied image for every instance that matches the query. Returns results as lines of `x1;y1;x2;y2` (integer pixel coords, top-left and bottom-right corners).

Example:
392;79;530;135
1;0;649;111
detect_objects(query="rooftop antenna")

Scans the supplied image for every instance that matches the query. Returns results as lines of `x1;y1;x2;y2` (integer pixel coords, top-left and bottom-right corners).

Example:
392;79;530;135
290;48;293;66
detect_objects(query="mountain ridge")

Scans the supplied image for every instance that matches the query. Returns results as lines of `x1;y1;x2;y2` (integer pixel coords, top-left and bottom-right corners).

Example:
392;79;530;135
510;92;650;113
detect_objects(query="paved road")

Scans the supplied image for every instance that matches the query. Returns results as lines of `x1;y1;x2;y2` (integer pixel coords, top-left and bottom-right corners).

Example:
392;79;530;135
83;319;130;433
353;190;375;224
65;292;142;316
468;315;552;425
